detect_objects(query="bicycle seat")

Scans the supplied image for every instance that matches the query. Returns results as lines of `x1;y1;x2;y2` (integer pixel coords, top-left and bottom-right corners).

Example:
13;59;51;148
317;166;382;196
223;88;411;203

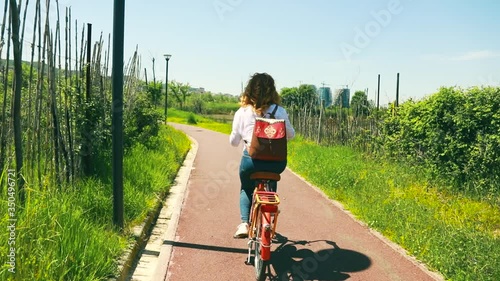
250;172;281;181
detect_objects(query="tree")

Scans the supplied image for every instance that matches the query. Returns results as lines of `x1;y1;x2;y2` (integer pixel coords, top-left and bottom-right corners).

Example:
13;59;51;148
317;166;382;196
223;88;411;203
298;84;318;107
280;85;318;109
145;81;162;106
280;87;298;108
169;80;190;109
351;90;370;117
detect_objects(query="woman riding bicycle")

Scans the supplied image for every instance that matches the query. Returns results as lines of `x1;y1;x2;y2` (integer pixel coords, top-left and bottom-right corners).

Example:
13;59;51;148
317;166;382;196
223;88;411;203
229;72;295;238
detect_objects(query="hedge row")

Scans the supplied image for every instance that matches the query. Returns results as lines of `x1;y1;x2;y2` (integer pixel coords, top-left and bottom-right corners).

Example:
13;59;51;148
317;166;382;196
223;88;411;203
381;86;500;196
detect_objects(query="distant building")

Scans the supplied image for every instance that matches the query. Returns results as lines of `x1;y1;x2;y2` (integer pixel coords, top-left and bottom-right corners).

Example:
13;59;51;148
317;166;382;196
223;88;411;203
334;88;350;108
318;87;332;107
190;87;205;94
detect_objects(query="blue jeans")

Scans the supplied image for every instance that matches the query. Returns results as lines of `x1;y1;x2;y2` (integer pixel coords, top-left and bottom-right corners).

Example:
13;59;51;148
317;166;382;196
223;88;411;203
239;149;287;223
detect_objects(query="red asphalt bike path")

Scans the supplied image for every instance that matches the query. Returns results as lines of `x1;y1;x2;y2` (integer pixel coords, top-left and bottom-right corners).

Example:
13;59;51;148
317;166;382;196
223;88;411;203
162;123;443;281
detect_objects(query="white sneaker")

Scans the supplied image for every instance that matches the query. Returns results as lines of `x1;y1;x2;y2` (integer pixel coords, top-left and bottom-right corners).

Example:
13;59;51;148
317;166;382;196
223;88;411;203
233;222;248;239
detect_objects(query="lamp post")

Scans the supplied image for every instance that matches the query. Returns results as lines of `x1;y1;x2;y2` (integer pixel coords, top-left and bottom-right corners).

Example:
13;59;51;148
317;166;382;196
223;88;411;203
164;54;172;122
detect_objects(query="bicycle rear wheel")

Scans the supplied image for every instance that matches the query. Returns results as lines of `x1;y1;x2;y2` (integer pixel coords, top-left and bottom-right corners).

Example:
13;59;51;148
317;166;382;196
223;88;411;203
253;212;266;281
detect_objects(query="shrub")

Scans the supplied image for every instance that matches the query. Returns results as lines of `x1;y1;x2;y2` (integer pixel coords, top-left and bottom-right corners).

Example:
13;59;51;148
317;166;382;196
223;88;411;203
187;113;197;124
381;86;500;196
124;92;162;149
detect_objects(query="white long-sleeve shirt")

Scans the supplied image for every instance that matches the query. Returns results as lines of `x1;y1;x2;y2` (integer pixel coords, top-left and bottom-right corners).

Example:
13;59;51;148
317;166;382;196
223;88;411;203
229;104;295;149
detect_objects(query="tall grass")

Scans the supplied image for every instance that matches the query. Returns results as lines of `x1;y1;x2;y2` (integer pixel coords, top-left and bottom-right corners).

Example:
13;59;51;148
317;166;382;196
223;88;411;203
0;126;190;280
0;185;126;280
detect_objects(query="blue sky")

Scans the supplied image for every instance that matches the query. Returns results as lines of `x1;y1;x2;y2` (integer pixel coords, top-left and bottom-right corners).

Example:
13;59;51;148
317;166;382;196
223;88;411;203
7;0;500;105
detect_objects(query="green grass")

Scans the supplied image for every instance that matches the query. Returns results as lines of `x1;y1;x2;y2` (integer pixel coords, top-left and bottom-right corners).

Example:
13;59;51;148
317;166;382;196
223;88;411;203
0;126;191;280
166;109;499;281
167;108;232;134
0;187;125;280
287;136;500;281
203;102;239;114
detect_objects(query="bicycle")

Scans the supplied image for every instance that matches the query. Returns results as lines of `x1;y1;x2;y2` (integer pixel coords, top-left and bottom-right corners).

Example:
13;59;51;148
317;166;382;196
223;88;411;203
244;171;281;281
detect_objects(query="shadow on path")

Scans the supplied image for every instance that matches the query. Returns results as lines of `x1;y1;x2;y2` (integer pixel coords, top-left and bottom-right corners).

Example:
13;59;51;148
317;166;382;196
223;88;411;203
163;234;371;281
163;240;248;254
265;233;372;281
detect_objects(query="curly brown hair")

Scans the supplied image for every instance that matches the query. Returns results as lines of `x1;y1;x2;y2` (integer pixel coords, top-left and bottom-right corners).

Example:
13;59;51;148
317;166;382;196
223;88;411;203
240;72;281;115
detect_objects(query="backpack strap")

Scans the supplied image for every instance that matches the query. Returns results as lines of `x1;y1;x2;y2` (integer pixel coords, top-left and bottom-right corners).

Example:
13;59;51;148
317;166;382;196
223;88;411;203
265;105;279;119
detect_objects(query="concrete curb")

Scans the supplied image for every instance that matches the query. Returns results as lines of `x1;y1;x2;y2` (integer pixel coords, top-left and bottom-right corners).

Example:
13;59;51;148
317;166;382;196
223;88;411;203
114;176;174;281
115;136;198;281
150;137;198;281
